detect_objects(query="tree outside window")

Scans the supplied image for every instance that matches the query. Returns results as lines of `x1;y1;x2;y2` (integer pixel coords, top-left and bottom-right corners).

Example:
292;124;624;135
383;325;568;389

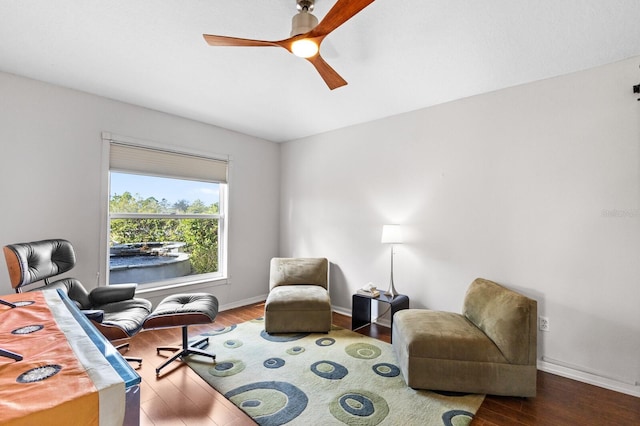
109;172;223;285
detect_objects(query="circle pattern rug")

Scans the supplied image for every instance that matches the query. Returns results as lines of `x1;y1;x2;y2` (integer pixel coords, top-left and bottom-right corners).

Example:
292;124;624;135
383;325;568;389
186;318;484;425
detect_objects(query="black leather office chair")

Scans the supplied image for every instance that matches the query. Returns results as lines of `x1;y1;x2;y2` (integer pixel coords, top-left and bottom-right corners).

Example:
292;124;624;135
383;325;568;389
3;238;152;366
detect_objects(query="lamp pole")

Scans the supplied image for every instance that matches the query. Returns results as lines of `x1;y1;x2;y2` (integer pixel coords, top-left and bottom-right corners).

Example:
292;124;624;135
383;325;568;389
381;225;402;298
386;243;398;298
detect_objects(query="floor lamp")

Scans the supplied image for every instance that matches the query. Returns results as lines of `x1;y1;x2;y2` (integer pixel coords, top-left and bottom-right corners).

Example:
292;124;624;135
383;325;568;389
381;225;403;298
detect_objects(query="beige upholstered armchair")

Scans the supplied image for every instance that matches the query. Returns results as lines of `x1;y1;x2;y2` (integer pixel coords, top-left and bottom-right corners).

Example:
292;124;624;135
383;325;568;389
264;257;331;333
392;278;537;397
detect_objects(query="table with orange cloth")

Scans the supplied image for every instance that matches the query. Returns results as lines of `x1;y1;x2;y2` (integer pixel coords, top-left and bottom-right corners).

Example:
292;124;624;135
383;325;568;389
0;289;132;426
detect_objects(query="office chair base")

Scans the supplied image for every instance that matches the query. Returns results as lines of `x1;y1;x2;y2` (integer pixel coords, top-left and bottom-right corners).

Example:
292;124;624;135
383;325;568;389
155;327;215;376
115;342;142;368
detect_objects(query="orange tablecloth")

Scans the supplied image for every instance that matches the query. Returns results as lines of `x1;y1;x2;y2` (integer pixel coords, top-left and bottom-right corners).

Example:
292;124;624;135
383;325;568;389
0;291;125;426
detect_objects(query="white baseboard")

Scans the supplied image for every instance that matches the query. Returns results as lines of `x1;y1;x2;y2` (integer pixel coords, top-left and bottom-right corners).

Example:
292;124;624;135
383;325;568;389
332;305;351;317
219;294;267;312
537;359;640;398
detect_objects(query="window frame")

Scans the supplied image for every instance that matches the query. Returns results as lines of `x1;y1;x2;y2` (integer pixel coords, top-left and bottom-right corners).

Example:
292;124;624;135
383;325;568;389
100;132;229;293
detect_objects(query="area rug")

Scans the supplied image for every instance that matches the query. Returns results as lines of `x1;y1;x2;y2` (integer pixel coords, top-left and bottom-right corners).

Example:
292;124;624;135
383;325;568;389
186;318;485;426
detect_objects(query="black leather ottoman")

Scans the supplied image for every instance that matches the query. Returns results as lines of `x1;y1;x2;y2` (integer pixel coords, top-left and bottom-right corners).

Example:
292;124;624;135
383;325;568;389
143;293;219;375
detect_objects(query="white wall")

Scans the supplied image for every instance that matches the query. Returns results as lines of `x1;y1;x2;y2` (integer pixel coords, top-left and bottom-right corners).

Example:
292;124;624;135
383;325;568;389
0;71;279;308
280;57;640;395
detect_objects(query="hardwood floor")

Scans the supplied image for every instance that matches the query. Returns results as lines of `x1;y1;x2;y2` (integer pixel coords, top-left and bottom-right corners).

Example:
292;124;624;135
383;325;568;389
129;302;639;425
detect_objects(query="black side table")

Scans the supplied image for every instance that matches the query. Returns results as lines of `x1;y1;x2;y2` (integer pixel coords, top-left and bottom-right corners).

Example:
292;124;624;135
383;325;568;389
351;293;409;340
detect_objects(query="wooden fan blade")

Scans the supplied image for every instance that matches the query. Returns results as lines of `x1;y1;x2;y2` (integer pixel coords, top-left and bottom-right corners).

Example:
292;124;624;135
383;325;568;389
203;34;280;48
306;54;347;90
310;0;375;38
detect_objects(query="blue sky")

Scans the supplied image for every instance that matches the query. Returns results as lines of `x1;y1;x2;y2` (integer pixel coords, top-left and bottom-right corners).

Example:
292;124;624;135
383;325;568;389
110;172;219;205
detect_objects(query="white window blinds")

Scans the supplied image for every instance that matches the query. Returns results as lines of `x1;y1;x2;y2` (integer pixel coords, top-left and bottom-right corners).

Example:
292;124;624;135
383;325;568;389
109;142;228;183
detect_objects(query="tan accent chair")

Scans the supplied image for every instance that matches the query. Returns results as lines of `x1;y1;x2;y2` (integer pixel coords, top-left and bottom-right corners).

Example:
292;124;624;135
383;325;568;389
264;257;331;333
392;278;537;397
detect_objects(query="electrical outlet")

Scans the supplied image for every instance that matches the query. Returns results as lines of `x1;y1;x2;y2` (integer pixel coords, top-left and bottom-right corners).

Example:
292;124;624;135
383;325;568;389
539;316;550;332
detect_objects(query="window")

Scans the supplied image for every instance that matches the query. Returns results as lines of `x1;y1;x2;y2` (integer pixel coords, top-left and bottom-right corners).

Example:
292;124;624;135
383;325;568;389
105;136;228;290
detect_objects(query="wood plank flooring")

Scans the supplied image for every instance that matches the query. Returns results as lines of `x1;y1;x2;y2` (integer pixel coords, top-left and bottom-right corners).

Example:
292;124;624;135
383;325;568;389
127;302;639;425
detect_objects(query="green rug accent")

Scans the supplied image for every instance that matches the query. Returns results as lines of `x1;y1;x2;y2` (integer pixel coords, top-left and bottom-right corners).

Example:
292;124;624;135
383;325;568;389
186;318;485;426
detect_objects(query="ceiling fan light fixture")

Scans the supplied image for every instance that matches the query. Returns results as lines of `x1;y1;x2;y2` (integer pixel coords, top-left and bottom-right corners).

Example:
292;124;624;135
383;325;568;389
291;38;319;58
203;0;376;89
290;1;319;58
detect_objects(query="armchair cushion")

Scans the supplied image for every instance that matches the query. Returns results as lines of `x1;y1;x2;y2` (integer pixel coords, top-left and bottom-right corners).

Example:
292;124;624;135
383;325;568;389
463;278;535;364
35;278;92;309
3;239;75;288
266;285;331;311
97;298;153;338
269;257;328;289
394;310;506;363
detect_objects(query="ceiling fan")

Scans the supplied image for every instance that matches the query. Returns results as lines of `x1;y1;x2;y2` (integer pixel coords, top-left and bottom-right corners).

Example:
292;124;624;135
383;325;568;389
203;0;376;90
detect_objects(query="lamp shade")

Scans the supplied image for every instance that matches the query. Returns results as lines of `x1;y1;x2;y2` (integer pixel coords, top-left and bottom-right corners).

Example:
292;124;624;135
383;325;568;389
381;225;403;244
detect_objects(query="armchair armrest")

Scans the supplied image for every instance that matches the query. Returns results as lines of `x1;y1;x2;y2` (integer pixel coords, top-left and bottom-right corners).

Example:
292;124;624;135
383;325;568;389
89;283;137;306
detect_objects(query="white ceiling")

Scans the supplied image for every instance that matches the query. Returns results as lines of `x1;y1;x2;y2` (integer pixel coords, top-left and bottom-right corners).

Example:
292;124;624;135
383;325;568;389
1;1;639;142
